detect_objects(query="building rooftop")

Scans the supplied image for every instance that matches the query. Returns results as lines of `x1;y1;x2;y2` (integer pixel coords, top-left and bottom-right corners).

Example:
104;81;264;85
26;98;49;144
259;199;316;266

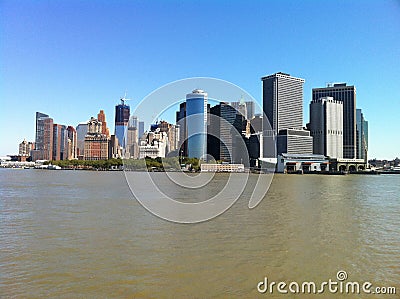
192;89;205;94
313;84;355;90
279;153;327;160
261;72;305;82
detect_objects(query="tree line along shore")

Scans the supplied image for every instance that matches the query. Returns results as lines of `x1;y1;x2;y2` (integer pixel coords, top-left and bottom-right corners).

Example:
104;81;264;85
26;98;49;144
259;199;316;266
46;157;201;171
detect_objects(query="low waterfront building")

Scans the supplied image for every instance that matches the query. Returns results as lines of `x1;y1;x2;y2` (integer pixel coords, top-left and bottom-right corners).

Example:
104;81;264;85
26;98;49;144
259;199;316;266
277;153;329;173
201;163;245;172
369;158;399;170
0;156;11;163
258;157;278;173
8;155;31;162
329;158;367;172
0;160;35;168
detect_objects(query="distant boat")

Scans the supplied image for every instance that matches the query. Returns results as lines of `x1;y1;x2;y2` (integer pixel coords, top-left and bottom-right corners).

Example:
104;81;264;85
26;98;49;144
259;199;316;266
48;164;62;170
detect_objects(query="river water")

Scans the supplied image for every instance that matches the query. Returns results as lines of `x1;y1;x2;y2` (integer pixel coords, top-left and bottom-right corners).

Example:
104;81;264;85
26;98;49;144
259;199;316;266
1;169;399;298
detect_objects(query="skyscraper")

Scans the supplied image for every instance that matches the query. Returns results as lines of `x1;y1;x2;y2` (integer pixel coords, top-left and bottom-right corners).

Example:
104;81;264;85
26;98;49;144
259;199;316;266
97;110;110;137
52;124;67;160
108;135;120;159
125;115;139;159
250;115;262;133
76;122;88;158
176;102;187;156
363;119;368;160
245;101;255;120
129;116;138;129
231;113;250;164
115;98;130;148
231;99;255;120
262;72;305;134
312;83;356;159
186;89;208;160
230;100;247;119
261;72;308;157
32;112;54;161
208;102;240;162
84;117;109;160
356;109;368;162
309;97;343;159
66;126;77;160
126;126;139;159
138;121;145;143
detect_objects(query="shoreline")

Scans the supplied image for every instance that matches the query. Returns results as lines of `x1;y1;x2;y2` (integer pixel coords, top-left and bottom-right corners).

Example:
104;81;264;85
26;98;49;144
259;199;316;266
2;167;399;175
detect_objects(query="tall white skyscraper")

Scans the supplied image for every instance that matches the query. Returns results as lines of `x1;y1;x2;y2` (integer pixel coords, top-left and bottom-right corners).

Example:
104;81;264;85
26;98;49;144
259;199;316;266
309;97;343;159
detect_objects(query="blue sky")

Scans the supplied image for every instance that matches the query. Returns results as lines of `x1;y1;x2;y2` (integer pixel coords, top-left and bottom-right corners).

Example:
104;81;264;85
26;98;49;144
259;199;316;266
1;0;399;159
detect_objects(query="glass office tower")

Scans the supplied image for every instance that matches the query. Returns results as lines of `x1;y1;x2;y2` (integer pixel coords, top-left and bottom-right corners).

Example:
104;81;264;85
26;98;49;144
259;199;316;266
186;89;208;160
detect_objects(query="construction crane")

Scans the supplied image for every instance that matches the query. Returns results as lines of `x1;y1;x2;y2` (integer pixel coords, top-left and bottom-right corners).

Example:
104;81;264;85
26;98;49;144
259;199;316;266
120;91;132;106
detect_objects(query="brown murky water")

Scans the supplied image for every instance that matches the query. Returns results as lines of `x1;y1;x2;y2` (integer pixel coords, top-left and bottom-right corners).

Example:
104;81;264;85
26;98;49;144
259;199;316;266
1;169;399;298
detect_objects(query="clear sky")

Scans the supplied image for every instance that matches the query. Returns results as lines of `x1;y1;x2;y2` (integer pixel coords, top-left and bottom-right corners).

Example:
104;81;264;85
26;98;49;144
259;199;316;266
1;0;399;159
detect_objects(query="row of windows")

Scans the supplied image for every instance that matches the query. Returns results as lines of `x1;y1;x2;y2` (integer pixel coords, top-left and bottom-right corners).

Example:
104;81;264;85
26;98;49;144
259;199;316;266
311;130;343;135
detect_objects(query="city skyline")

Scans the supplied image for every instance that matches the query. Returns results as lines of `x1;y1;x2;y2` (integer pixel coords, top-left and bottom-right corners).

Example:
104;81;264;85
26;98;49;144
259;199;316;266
19;80;363;164
1;1;400;159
